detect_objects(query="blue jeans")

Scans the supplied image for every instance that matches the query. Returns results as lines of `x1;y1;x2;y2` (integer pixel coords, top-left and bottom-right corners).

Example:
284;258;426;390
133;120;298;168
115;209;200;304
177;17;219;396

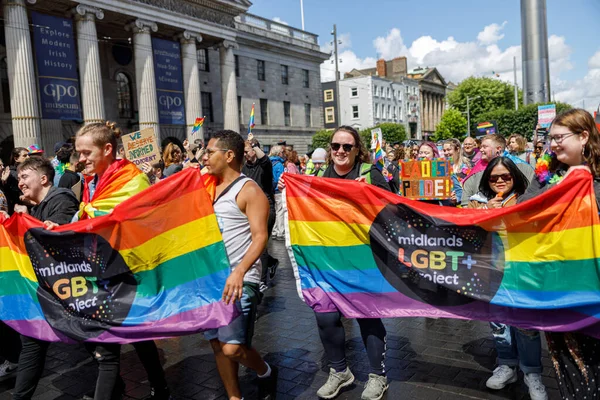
490;322;542;374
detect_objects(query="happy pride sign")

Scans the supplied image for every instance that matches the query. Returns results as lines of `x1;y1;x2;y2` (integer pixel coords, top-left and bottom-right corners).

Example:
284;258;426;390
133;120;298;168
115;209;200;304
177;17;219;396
400;159;452;200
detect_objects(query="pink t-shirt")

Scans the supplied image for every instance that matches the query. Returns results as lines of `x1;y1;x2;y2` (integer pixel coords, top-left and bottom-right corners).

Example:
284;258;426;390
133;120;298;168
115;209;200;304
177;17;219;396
286;162;299;174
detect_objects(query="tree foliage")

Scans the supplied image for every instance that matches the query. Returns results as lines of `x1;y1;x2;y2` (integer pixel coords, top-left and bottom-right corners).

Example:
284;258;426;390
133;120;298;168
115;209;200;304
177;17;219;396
311;129;332;150
478;102;572;140
447;77;523;134
359;123;407;147
433;109;468;141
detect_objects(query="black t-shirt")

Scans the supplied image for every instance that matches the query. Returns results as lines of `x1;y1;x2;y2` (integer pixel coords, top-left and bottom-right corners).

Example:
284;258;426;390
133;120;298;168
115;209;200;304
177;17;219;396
58;170;80;190
242;155;275;205
322;162;391;192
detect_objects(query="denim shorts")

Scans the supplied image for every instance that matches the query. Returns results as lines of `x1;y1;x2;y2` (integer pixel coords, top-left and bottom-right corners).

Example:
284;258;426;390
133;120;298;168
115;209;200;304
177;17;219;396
204;283;260;346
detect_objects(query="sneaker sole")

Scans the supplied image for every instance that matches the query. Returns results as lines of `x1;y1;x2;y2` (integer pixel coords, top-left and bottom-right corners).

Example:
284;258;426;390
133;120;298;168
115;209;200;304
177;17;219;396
486;373;518;390
361;383;389;400
318;375;355;399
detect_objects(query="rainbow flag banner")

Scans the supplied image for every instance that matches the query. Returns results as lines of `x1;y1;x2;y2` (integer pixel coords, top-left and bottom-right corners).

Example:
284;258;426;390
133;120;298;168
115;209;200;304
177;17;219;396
0;169;235;343
191;117;205;135
285;170;600;336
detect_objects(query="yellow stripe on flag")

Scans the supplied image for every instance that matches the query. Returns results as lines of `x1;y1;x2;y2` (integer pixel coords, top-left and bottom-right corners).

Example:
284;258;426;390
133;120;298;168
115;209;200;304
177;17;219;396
119;215;223;273
289;220;371;247
506;225;600;262
0;248;36;281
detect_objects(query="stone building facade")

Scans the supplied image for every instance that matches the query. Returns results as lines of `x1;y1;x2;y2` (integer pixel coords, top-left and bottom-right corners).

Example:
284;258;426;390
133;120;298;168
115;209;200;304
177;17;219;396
0;0;328;160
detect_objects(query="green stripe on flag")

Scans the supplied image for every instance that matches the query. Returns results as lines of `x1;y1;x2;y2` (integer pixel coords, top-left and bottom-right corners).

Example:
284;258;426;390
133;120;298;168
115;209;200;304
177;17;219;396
500;259;600;292
291;244;378;271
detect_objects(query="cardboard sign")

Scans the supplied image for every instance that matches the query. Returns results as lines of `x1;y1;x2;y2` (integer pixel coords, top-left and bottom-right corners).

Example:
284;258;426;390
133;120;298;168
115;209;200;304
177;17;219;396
399;159;452;200
122;128;161;167
476;121;498;137
538;104;556;128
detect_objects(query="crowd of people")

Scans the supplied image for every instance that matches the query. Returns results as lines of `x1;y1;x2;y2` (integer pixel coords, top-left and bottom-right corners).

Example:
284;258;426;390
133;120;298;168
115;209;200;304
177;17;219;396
0;107;598;400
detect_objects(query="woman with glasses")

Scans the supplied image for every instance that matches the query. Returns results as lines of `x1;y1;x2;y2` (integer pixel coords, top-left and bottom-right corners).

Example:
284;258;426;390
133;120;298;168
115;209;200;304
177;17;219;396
281;126;390;400
519;109;600;399
466;157;548;399
162;142;184;177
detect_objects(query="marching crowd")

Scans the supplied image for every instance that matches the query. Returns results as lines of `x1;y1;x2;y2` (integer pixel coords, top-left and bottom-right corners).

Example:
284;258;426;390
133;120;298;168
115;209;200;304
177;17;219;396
0;107;599;400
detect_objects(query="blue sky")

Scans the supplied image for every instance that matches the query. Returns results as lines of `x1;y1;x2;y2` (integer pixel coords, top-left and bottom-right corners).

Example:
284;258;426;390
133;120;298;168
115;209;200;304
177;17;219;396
248;0;600;111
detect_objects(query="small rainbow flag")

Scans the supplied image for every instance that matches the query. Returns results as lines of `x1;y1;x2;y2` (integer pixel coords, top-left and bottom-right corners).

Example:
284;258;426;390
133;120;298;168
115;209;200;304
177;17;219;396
248;103;255;135
372;135;391;182
192;117;205;136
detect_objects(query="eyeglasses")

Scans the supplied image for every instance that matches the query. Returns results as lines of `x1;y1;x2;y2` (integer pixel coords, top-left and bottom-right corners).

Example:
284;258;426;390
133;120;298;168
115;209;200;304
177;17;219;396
547;133;576;144
488;174;513;183
463;143;475;147
330;143;354;152
204;148;229;157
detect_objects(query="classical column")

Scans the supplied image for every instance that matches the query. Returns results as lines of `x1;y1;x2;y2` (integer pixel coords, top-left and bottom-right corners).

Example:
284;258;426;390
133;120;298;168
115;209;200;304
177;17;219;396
73;5;105;124
419;89;424;137
179;30;203;140
219;40;240;133
434;95;440;130
4;0;41;147
426;92;432;134
126;19;160;140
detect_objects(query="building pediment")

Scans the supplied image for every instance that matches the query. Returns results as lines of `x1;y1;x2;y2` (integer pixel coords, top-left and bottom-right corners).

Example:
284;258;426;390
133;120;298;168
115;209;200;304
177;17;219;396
423;68;447;86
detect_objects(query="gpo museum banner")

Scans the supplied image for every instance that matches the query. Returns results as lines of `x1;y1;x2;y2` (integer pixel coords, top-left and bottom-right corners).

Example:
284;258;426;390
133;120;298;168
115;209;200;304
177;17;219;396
152;38;185;125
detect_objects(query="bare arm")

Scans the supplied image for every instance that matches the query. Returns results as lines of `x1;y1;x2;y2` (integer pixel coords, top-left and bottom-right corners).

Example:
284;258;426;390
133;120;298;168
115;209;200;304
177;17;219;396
221;180;269;304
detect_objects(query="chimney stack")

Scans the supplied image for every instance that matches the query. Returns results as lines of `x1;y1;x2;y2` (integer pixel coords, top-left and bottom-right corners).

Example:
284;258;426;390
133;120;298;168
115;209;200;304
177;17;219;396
376;59;387;77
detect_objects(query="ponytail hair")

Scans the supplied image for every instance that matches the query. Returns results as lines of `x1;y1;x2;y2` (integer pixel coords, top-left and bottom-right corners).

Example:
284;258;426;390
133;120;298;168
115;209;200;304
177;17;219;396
76;121;122;157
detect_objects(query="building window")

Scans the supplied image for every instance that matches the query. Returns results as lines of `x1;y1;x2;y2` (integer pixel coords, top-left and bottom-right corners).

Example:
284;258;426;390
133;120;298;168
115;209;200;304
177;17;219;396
304;103;311;127
302;69;309;88
393;106;397;120
325;107;335;124
201;92;214;122
260;98;268;125
235;55;239;77
238;96;242;123
375;103;379;118
198;48;209;72
374;86;378;97
116;72;133;119
281;65;288;85
324;89;334;102
352;105;359;119
284;101;291;126
387;87;391;99
1;59;10;113
257;60;265;81
387;105;391;119
350;87;358;97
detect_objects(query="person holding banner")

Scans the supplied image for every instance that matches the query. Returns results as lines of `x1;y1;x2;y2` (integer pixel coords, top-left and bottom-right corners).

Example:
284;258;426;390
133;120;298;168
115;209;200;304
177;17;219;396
54;122;170;400
467;157;528;209
296;126;390;400
519;108;600;399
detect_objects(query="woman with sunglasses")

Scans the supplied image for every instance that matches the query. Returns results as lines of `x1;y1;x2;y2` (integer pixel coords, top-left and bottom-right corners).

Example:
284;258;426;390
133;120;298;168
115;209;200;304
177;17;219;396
519;109;600;399
280;126;390;399
467;157;548;399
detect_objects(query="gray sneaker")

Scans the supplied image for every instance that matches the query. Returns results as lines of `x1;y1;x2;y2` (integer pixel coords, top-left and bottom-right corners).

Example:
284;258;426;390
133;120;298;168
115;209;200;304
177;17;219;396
317;367;355;399
361;374;389;400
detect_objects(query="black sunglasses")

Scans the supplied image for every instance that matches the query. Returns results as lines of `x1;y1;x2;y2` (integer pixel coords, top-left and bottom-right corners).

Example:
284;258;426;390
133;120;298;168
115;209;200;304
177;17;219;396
330;142;354;152
489;174;513;183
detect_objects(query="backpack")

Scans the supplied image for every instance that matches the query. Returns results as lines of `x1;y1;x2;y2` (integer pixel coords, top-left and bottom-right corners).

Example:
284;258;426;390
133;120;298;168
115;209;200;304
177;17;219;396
317;163;373;184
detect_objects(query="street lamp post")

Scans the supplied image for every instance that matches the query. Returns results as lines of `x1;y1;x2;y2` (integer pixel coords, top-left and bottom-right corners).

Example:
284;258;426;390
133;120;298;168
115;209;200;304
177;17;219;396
466;95;481;137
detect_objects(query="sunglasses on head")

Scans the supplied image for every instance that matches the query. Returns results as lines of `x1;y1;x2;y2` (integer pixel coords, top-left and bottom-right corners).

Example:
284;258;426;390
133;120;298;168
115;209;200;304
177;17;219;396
489;173;512;183
330;142;354;152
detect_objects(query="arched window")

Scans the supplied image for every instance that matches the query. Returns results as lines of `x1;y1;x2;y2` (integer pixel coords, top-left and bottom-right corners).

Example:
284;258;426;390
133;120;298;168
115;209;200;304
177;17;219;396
116;72;132;118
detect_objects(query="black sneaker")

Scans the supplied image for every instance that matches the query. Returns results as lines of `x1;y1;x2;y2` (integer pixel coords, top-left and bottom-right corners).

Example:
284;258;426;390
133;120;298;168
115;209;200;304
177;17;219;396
268;259;279;281
258;365;278;400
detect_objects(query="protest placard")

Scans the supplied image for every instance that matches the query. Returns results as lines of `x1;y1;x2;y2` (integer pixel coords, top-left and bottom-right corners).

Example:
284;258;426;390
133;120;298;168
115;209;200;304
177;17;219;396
399;158;452;200
476;121;498;137
538;104;556;128
122;128;161;167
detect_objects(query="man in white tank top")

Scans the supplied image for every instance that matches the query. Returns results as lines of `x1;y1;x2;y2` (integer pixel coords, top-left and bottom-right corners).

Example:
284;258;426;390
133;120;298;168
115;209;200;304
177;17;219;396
202;130;277;400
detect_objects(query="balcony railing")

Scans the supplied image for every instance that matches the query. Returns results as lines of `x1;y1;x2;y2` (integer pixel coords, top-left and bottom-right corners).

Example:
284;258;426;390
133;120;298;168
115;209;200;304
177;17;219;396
235;13;318;45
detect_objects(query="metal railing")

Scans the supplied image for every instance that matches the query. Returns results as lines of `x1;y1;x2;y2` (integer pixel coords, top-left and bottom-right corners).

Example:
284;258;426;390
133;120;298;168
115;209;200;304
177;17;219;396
235;13;318;45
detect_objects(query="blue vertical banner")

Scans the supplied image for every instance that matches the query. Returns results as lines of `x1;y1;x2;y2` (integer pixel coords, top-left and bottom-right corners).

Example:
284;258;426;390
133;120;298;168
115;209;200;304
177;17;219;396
31;12;82;120
152;38;185;125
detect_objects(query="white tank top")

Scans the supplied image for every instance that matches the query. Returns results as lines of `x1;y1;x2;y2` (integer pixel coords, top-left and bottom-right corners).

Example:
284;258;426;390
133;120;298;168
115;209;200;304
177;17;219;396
213;176;261;284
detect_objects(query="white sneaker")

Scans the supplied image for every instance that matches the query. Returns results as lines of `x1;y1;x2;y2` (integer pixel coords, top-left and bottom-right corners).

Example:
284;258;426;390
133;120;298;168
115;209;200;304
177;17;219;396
0;360;18;381
524;373;548;400
486;365;517;389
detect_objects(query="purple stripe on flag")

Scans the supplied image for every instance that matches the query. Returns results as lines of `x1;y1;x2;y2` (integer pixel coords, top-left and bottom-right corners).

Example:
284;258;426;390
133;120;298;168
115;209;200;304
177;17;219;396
302;288;600;337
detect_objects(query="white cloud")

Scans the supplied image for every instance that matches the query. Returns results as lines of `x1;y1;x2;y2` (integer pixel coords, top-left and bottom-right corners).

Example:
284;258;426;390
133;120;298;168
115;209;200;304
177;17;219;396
320;32;352;55
272;17;288;25
319;22;599;112
477;21;508;45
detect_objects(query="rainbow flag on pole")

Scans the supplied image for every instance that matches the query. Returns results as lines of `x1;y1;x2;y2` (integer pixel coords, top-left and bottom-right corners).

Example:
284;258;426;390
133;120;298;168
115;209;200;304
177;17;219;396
284;170;600;336
248;103;256;135
191;117;205;136
0;169;234;343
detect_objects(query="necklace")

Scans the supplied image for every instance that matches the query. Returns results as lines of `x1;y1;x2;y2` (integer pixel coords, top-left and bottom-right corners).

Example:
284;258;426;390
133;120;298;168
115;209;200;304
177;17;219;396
535;153;563;184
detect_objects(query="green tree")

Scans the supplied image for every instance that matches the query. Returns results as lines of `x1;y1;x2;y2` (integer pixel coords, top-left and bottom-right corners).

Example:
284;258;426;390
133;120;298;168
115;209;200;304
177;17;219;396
447;77;523;134
478;102;572;140
433;109;468;141
311;129;332;149
359;123;407;148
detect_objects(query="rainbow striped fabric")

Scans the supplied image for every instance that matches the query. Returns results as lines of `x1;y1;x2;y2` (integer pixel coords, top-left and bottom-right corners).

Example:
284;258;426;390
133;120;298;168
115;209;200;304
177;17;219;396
192;117;205;136
285;169;600;336
248;103;256;134
0;169;235;343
